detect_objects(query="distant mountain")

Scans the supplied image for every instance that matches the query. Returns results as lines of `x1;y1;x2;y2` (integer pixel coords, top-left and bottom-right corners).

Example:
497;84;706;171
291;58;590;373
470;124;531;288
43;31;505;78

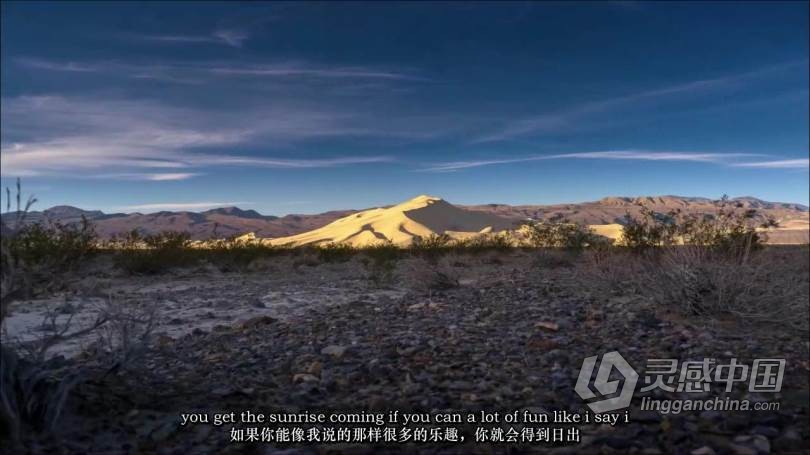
463;195;809;225
202;206;270;219
1;195;807;241
1;205;356;240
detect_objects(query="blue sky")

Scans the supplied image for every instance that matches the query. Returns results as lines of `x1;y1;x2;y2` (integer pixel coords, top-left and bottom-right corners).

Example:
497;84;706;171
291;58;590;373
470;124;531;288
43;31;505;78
1;1;808;214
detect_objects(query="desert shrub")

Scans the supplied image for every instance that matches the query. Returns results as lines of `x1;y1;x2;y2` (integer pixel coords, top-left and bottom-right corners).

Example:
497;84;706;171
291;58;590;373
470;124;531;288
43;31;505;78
362;241;401;286
3;179;98;300
0;349;81;442
620;196;770;256
579;243;809;330
453;232;515;254
2;215;96;298
533;249;576;269
0;181;80;444
112;230;198;274
205;237;284;271
523;221;601;250
409;233;452;261
577;245;649;296
620;206;678;249
641;246;808;330
404;256;460;294
317;242;356;263
7;218;97;268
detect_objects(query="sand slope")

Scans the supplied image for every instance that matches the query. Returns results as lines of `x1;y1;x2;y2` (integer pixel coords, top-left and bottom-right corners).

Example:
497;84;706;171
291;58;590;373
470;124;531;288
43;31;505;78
268;195;515;247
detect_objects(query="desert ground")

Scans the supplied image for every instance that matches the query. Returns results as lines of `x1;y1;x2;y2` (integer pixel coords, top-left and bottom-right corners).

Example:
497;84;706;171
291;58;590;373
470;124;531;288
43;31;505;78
3;246;808;454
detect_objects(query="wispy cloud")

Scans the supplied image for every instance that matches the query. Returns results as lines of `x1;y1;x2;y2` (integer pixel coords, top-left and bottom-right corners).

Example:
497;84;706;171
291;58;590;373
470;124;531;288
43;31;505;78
732;158;809;169
0;95;399;178
119;201;253;212
473;60;807;143
211;29;249;47
137;28;249;48
16;58;99;73
421;150;760;172
17;57;426;84
95;172;204;181
208;64;428;81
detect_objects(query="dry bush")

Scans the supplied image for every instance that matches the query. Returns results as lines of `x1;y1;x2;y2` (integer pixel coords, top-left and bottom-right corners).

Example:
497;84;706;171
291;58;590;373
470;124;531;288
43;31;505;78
316;242;357;263
0;348;81;443
643;246;809;330
111;230;198;274
579;243;809;331
533;249;577;269
522;220;604;250
1;295;157;443
452;232;515;253
408;233;453;261
361;241;402;287
90;297;157;372
1;180;159;443
403;256;460;295
577;246;649;296
204;237;286;272
620;195;771;252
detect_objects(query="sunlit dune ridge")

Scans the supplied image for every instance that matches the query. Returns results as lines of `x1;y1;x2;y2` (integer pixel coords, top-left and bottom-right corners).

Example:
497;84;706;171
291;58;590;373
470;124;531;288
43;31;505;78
264;195;515;247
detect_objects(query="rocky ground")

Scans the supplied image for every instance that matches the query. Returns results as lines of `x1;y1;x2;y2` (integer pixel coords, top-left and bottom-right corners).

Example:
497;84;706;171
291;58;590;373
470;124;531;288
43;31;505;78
3;249;809;454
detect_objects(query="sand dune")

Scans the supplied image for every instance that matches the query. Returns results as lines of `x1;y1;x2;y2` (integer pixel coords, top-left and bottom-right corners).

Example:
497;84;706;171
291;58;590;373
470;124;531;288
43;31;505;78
266;196;809;247
268;195;515;247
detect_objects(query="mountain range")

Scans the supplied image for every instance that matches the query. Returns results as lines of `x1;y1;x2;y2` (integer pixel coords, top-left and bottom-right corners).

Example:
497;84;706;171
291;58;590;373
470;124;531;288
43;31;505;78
2;195;808;244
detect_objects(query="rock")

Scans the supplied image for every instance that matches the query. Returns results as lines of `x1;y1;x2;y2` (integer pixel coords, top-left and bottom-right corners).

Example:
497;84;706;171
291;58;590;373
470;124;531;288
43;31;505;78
292;373;319;383
321;345;347;358
534;321;560;331
727;444;757;455
751;426;779;438
751;435;770;453
241;315;276;329
691;447;716;455
305;361;322;376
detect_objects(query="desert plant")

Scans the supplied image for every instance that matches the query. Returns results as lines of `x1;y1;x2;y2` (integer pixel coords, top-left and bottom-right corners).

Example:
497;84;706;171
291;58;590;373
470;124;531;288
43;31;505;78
2;179;96;299
0;348;82;442
112;230;198;274
523;220;601;250
1;180;92;444
641;245;808;329
620;206;679;249
362;241;401;287
6;218;97;274
1;179;37;308
205;236;284;271
453;232;515;253
620;196;769;256
316;242;356;263
409;233;452;261
405;256;460;295
92;297;157;373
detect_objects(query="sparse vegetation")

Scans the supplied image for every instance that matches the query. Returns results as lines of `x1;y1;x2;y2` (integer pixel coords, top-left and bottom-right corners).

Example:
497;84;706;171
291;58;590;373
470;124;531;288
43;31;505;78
452;232;515;253
316;242;357;263
361;241;401;287
409;233;453;260
205;236;285;272
523;220;604;250
110;230;197;274
620;195;773;253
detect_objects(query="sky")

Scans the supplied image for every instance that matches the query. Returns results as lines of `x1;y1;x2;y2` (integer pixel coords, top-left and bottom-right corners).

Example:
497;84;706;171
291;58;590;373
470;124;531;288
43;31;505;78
1;1;808;215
